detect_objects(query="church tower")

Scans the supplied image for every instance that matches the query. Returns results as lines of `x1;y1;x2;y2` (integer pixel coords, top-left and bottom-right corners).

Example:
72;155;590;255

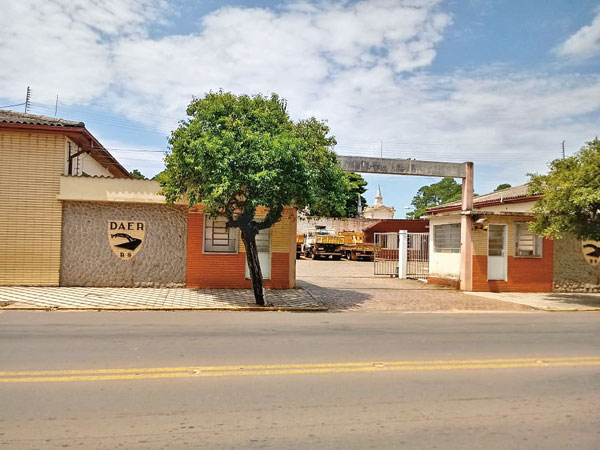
362;185;395;219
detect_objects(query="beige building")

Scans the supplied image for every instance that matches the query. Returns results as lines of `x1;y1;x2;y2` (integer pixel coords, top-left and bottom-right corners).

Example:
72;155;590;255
362;186;395;219
0;110;130;286
0;110;298;289
427;184;600;293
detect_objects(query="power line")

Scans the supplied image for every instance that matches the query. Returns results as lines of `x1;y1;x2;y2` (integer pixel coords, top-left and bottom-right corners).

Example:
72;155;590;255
0;102;26;109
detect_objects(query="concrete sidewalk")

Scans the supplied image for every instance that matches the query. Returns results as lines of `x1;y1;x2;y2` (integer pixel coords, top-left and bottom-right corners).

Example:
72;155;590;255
0;287;324;311
464;291;600;311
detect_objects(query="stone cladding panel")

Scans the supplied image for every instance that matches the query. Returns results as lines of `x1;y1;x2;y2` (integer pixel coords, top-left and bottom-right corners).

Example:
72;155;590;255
60;201;187;287
553;235;600;292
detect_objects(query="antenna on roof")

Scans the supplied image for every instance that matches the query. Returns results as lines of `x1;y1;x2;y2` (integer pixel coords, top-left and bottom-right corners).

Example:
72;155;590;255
54;95;59;117
24;86;31;113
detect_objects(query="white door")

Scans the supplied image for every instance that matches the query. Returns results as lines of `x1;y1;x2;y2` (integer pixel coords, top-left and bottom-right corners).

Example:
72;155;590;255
245;227;271;279
488;224;507;281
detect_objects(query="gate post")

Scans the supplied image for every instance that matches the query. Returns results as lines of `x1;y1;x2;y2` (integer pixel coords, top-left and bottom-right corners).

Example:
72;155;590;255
398;230;408;279
460;162;474;291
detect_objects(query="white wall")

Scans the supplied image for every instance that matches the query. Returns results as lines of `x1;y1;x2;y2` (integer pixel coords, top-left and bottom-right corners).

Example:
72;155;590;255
64;138;112;177
363;206;395;219
476;202;536;214
81;154;112;177
429;216;461;279
297;217;381;235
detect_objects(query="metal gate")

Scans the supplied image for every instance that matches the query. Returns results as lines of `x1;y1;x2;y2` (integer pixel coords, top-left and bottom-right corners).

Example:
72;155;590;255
407;232;429;280
374;232;399;276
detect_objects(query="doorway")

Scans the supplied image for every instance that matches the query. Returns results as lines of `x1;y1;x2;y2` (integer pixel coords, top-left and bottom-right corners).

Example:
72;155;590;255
487;224;507;281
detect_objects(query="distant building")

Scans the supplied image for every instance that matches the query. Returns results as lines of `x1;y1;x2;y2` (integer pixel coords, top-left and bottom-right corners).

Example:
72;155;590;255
362;186;395;219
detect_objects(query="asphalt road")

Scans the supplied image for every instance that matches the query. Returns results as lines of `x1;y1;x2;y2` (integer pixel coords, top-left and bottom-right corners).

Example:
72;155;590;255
1;311;599;449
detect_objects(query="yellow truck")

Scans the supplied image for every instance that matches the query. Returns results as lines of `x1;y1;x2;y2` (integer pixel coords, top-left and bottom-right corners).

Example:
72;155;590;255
296;234;304;259
305;228;345;260
339;231;375;261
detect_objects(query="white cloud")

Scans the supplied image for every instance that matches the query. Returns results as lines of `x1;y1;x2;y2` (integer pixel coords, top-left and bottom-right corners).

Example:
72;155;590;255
555;9;600;60
0;0;165;103
108;0;451;125
1;0;599;192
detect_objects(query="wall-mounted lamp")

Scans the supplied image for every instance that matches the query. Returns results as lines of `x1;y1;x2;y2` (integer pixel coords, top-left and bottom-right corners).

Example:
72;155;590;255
472;215;488;230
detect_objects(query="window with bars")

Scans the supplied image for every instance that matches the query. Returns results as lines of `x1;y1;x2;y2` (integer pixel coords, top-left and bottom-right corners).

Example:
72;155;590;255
514;222;542;257
433;224;461;253
203;215;238;253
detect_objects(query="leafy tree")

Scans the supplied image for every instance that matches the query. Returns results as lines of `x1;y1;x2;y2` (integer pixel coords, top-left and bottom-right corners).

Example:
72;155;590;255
152;170;167;183
344;173;368;218
160;91;347;305
303;171;366;218
407;177;462;219
130;169;146;179
494;183;511;191
529;138;600;240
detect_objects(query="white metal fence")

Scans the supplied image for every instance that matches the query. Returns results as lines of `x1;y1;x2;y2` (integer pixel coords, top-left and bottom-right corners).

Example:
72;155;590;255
406;232;429;280
373;232;399;276
373;231;429;279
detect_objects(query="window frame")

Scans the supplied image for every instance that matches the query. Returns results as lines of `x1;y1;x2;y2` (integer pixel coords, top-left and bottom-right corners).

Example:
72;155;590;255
513;222;543;258
433;223;461;254
202;214;239;254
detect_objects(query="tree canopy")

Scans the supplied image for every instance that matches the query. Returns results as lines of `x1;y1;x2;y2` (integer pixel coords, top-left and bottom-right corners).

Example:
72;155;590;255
494;183;511;191
129;169;146;180
407;177;462;219
307;171;367;218
344;172;368;218
160;91;347;305
529;138;600;240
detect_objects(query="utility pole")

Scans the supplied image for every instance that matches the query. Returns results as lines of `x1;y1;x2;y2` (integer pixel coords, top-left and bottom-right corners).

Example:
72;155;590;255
561;140;565;159
54;95;59;116
380;140;383;158
24;86;31;113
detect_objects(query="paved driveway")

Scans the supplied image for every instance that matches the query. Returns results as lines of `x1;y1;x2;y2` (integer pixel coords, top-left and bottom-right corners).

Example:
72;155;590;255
296;259;532;311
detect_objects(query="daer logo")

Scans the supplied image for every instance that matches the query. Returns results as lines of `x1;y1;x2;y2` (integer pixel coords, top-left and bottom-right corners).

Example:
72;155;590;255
582;240;600;266
108;221;146;260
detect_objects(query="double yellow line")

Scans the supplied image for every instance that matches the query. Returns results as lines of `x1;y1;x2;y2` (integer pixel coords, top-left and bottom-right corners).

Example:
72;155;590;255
1;356;599;383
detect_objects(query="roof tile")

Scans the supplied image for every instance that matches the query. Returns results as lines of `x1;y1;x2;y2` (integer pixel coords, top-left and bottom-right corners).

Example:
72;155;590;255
0;109;84;127
427;183;532;212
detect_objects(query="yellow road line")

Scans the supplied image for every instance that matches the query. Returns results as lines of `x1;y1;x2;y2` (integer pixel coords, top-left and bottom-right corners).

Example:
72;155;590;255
1;357;599;383
2;356;599;376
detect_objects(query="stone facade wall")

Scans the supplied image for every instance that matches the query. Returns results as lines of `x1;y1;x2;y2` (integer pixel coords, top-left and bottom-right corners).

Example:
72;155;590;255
60;201;187;287
553;235;600;292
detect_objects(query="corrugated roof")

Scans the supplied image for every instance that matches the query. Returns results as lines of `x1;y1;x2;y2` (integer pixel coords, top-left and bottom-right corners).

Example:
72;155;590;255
0;109;84;127
427;183;532;212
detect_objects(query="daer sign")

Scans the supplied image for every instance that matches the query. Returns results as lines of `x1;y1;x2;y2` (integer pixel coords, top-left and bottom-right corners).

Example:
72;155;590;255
108;221;145;260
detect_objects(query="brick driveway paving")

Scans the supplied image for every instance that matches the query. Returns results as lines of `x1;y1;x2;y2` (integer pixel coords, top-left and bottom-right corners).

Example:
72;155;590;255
297;258;533;311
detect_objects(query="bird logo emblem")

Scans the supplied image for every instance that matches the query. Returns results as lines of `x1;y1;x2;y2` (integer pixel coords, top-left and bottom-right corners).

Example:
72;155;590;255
108;221;146;259
581;241;600;266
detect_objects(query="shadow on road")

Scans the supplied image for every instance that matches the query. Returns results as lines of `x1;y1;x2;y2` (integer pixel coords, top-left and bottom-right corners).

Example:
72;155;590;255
297;279;372;311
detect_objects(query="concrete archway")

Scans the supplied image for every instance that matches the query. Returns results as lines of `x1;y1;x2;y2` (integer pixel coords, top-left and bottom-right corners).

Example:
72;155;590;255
338;156;474;291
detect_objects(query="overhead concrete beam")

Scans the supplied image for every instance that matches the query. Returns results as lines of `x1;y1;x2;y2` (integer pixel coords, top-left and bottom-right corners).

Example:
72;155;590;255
338;155;467;178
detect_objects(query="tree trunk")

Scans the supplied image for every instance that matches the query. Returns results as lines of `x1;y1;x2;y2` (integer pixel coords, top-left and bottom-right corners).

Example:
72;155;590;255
241;227;266;306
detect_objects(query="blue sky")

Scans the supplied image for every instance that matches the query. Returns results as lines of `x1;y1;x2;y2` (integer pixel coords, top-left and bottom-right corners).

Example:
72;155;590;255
1;0;599;217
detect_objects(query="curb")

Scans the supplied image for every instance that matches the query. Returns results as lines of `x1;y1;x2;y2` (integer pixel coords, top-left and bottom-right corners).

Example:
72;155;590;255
542;307;600;312
1;305;328;312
